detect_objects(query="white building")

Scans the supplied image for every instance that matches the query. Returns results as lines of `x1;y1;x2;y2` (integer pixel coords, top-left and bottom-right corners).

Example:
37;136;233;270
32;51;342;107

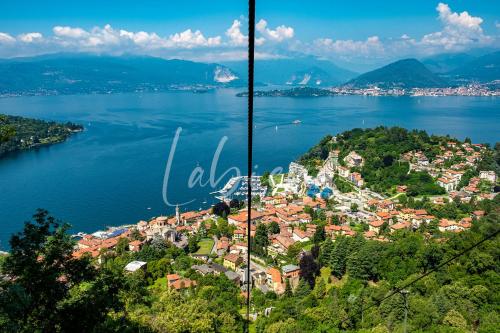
344;151;364;168
124;260;147;273
479;171;497;184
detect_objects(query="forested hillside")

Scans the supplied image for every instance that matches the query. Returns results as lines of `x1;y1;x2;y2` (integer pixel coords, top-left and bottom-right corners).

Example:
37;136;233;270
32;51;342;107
0;114;82;157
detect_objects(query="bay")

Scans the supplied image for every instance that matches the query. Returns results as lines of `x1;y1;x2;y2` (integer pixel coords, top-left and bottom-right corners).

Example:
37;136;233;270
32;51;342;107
0;89;498;248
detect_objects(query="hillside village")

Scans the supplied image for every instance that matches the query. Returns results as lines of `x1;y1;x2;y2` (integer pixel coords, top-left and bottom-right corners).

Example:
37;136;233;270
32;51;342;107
71;128;498;297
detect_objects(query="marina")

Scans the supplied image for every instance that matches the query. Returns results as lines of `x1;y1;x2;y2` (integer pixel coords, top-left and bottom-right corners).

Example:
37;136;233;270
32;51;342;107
212;176;267;201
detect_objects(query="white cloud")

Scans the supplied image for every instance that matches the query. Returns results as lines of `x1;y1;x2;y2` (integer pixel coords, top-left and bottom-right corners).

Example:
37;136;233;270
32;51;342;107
0;18;296;59
49;24;223;52
226;20;247;46
18;32;43;43
256;19;294;42
0;32;16;43
53;26;89;39
421;3;491;51
313;36;384;56
437;3;482;30
167;29;221;48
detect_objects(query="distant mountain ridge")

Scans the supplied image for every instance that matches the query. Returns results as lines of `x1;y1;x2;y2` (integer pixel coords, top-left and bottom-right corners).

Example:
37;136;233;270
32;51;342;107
0;54;242;96
345;58;448;88
421;53;476;74
447;51;500;83
223;57;357;86
1;51;499;96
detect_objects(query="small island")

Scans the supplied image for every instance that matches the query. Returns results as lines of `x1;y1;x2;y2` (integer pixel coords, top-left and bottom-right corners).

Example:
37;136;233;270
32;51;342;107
0;114;83;158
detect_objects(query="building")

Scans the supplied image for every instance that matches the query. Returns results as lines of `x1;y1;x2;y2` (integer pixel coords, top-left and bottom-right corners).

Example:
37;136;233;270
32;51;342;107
128;240;143;252
292;228;311;242
479;171;497;183
228;210;263;225
223;253;243;270
437;177;457;192
348;172;364;187
144;216;177;242
192;263;228;276
344;151;364;168
124;260;147;273
337;165;350;178
282;264;300;279
266;268;285;294
169;278;197;290
224;271;241;284
167;273;181;285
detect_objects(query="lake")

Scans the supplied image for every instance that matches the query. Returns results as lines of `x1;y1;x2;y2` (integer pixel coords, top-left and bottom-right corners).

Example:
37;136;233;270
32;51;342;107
0;90;499;248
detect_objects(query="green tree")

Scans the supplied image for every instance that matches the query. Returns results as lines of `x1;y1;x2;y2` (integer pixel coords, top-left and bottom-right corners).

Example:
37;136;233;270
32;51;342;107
330;237;350;278
299;254;319;288
255;224;270;255
443;309;467;330
312;226;326;244
0;209;118;332
115;237;129;255
188;236;200;253
318;238;334;267
268;221;280;235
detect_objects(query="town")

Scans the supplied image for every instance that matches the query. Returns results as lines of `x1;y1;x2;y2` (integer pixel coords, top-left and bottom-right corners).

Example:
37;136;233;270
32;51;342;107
71;128;498;301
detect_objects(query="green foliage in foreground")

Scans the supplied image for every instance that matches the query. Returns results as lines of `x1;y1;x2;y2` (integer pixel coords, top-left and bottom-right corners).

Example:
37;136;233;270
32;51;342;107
0;114;82;157
253;196;500;333
0;200;498;332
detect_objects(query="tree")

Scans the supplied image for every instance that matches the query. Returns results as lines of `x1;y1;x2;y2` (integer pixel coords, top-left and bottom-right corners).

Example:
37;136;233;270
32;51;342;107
319;238;334;267
347;242;380;281
351;203;359;212
287;243;302;261
0;209;118;332
229;199;243;209
198;221;208;238
212;202;230;218
254;224;270;255
312;226;326;244
443;309;467;330
299;254;319;289
187;236;200;253
129;228;144;241
115;237;129;255
330;237;350;278
268;221;280;235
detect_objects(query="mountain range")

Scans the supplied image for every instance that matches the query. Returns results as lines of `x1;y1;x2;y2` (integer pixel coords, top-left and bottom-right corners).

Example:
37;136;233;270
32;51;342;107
345;58;448;89
223;57;357;86
0;53;242;95
0;50;498;96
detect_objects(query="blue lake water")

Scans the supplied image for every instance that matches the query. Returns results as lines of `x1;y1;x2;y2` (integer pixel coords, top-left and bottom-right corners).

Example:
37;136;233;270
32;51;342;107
0;90;499;248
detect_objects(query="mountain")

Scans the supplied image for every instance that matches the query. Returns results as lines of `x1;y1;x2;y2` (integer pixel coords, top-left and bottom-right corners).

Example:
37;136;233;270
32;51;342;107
421;53;476;74
0;53;241;95
224;57;356;86
345;58;447;88
447;51;500;83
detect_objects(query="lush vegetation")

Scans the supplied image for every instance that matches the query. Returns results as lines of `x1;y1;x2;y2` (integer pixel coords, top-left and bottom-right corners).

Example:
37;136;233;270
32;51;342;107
0;195;498;332
299;127;460;195
253;196;500;333
0;114;82;157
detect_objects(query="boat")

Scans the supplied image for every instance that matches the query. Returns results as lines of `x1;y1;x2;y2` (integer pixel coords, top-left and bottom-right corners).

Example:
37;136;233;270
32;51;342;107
292;120;301;124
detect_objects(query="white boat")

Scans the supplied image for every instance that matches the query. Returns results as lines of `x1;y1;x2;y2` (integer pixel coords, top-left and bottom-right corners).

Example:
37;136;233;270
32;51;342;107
292;120;301;124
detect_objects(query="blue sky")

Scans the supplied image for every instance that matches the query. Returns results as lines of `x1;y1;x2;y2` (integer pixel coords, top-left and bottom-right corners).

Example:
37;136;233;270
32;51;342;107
0;0;498;69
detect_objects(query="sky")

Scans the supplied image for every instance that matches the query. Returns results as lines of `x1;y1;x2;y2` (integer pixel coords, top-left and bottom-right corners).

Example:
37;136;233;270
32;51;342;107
0;0;499;70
